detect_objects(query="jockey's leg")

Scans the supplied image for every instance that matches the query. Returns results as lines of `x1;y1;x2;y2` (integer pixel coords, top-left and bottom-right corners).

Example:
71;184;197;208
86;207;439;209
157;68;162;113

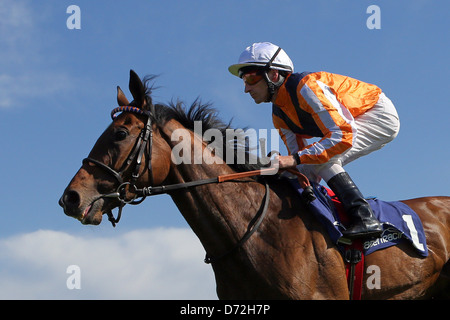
327;171;383;239
339;92;400;166
302;161;382;239
294;93;400;238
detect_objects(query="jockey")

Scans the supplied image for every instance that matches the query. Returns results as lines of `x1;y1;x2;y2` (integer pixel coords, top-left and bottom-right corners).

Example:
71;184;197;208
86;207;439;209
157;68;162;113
228;42;400;239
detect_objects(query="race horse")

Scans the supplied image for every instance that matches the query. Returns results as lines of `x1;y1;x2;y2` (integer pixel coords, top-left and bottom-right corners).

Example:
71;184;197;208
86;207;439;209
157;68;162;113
59;70;450;299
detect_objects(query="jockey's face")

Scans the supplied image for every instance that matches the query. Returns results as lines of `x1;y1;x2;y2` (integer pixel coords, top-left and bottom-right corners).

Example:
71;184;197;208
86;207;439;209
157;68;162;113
243;69;278;104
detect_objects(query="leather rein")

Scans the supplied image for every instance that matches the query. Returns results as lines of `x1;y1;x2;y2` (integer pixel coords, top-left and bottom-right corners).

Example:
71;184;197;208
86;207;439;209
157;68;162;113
82;105;312;264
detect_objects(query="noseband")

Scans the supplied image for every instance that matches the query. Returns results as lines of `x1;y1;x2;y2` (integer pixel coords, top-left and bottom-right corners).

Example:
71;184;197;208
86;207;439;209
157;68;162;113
83;105;156;226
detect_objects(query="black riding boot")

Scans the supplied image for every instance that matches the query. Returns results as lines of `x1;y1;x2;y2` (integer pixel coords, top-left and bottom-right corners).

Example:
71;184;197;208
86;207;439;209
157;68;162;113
327;172;383;239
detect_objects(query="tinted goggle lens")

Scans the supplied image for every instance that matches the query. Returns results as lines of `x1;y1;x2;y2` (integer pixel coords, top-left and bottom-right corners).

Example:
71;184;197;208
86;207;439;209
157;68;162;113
242;71;264;85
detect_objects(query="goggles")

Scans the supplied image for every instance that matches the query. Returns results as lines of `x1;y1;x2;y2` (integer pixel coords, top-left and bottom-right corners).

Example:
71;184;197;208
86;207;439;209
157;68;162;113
241;70;264;85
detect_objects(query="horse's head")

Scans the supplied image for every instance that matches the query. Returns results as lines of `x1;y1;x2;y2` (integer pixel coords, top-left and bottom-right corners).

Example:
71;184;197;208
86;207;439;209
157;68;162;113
59;70;172;225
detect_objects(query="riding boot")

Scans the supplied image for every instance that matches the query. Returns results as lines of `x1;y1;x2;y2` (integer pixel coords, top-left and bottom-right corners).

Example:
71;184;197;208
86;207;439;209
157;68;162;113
327;172;383;239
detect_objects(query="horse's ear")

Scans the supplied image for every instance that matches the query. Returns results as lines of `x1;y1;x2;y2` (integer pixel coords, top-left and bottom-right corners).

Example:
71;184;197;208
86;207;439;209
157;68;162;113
117;86;130;106
129;69;147;109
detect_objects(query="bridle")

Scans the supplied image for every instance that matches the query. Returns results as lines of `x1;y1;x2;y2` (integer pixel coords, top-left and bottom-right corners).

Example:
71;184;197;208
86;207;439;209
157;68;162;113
81;105;314;264
83;105;156;227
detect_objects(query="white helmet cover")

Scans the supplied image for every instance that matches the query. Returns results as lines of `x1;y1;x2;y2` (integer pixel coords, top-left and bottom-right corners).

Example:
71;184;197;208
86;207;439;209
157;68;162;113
228;42;294;77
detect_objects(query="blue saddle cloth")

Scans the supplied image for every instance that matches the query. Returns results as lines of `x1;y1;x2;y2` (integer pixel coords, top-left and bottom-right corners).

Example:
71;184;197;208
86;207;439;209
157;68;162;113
288;179;428;257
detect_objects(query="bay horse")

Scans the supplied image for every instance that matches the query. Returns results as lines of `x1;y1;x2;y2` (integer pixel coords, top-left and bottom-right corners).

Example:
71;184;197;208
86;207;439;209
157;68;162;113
59;70;450;299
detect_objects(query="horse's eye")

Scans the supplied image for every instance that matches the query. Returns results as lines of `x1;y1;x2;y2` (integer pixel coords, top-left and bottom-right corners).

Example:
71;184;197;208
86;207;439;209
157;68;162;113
114;130;128;141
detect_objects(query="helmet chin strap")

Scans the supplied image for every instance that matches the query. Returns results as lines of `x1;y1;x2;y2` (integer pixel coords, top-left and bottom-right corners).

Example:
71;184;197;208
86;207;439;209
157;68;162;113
264;72;285;102
262;47;285;102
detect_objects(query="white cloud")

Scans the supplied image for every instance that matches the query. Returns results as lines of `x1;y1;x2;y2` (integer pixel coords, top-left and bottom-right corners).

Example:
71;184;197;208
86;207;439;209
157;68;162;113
0;0;37;65
0;73;75;108
0;228;217;299
0;0;76;109
0;0;33;37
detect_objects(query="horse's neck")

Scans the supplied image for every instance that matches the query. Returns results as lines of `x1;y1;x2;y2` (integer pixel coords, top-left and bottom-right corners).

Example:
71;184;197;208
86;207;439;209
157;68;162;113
163;120;263;256
161;121;343;298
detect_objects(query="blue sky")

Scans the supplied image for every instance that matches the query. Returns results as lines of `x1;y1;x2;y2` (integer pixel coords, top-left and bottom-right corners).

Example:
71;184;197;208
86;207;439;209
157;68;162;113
0;0;448;299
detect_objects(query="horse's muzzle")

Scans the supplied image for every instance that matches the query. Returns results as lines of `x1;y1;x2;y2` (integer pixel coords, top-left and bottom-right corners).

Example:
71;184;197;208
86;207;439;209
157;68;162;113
59;189;81;216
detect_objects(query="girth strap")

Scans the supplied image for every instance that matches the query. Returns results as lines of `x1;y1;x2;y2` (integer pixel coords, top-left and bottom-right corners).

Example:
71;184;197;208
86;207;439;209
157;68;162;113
344;240;364;300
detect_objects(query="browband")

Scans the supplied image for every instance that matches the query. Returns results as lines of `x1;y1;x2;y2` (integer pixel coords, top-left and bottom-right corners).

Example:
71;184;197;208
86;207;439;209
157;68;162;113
111;106;152;119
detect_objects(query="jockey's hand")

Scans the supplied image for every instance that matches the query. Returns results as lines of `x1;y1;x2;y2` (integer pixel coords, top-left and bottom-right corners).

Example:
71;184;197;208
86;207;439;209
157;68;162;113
275;155;298;169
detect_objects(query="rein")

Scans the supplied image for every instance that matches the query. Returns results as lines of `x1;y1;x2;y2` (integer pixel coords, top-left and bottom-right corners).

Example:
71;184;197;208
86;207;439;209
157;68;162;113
83;106;312;263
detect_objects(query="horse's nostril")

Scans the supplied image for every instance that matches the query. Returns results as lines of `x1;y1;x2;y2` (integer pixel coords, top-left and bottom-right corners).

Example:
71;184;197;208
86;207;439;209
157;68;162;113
58;196;64;208
63;190;81;209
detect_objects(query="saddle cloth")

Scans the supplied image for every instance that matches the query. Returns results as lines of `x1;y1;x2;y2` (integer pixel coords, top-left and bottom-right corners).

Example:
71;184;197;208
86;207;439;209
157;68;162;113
288;178;428;257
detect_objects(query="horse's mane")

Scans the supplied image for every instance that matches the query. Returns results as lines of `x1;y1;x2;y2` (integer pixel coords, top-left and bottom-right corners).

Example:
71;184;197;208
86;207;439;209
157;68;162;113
141;76;265;173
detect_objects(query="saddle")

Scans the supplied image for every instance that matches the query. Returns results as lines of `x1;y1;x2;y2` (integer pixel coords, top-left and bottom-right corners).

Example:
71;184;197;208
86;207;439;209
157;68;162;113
286;175;428;299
